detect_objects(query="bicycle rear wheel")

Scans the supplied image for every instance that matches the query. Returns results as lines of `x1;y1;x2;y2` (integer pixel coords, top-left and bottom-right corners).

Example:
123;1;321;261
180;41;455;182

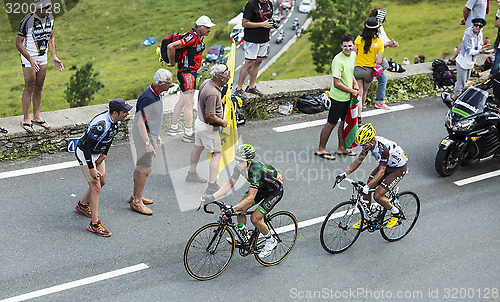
320;201;363;254
184;223;235;281
254;211;298;266
380;191;420;242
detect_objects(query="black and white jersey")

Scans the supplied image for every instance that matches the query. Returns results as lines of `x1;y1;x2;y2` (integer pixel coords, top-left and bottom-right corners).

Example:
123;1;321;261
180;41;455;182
18;12;54;56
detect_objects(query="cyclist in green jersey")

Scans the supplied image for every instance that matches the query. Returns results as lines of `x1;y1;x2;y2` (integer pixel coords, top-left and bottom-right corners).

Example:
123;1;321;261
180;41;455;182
202;144;284;258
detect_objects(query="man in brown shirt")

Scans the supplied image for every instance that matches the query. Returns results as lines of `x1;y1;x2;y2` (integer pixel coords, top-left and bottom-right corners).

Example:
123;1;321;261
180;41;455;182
186;64;230;194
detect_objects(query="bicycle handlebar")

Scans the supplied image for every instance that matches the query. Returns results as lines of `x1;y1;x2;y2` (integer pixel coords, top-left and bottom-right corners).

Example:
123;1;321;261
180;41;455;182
334;177;366;191
198;200;229;215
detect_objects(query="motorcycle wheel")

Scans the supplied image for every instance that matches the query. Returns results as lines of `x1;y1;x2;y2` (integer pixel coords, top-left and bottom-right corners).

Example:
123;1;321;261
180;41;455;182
435;142;464;177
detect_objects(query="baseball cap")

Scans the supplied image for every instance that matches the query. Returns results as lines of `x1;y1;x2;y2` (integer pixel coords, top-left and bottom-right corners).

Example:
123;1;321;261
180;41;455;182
109;98;133;113
34;0;52;9
196;15;216;27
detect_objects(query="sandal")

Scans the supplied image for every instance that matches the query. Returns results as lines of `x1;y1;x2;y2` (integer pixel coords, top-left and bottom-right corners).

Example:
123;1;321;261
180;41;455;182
31;119;51;129
20;122;35;133
314;152;335;160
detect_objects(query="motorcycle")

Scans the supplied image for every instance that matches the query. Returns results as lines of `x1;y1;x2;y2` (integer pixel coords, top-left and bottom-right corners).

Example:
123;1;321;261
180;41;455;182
292;19;299;30
276;31;284;43
435;86;500;176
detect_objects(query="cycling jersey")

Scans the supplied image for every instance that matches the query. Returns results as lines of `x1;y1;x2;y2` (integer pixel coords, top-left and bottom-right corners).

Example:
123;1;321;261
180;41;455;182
178;30;205;74
231;160;283;192
76;111;121;169
361;136;408;168
18;12;54;57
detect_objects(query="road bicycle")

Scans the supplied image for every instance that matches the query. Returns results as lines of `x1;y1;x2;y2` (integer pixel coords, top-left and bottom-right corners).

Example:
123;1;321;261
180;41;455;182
320;177;420;254
184;200;298;281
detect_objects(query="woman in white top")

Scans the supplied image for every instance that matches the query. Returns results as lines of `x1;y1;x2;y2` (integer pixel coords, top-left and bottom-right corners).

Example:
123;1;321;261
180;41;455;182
453;16;491;99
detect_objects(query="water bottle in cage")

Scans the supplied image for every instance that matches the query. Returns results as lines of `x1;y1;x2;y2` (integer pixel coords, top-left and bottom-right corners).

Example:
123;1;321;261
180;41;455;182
237;222;249;243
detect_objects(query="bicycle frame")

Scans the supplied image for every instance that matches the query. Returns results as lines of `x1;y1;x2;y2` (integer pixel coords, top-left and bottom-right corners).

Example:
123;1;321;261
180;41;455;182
337;178;399;232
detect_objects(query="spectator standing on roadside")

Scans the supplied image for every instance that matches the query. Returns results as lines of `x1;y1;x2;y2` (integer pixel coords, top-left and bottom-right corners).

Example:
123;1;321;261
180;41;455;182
402;57;410;65
448;0;487;65
353;17;383;123
166;16;214;143
315;34;359;161
16;0;63;133
234;0;274;98
130;69;173;215
369;8;399;110
453;16;492;99
186;64;230;194
74;98;132;237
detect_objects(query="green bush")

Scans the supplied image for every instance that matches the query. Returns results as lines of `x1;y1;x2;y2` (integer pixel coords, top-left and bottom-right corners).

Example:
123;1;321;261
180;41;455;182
64;62;104;108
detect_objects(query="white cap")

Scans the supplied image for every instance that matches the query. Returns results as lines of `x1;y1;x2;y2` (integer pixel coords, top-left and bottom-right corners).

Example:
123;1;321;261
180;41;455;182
34;0;52;9
196;15;216;27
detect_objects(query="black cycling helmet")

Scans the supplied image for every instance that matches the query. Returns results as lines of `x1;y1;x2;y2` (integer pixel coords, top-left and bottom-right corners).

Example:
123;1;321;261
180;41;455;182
235;144;256;160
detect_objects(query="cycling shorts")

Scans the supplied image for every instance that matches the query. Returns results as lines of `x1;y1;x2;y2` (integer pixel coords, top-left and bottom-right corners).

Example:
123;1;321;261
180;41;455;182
177;72;196;93
243;186;283;215
368;163;407;191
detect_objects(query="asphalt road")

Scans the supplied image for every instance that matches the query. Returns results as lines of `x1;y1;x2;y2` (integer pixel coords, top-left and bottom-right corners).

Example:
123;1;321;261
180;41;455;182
1;96;500;302
231;3;310;85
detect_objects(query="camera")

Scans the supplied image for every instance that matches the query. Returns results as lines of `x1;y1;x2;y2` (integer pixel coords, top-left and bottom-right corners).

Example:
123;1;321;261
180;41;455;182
270;19;279;29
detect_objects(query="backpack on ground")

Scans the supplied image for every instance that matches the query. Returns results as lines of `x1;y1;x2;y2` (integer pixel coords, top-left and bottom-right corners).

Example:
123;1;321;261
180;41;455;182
296;94;329;114
160;33;183;64
387;60;406;73
432;59;455;88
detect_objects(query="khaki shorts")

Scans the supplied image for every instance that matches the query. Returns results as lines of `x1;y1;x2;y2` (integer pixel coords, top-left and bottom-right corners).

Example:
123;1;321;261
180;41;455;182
354;66;375;83
133;133;156;168
194;118;222;153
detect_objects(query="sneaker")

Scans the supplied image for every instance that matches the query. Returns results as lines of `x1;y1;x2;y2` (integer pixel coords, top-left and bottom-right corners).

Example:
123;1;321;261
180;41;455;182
234;88;246;98
206;182;220;194
386;212;402;228
185;171;207;183
87;220;111;237
259;238;278;258
375;103;390;110
182;132;195;143
75;201;91;218
168;127;183;136
245;86;263;96
352;219;369;229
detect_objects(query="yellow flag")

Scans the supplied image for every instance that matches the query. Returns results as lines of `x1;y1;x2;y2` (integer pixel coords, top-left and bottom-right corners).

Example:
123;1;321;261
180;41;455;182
207;41;238;177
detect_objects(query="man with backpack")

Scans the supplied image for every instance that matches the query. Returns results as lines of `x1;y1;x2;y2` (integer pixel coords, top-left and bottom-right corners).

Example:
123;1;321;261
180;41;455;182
166;16;215;143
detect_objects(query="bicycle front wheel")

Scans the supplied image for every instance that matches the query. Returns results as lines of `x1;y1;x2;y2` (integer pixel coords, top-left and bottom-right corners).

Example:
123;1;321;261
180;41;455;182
320;201;363;254
254;211;298;266
381;191;420;242
183;223;235;281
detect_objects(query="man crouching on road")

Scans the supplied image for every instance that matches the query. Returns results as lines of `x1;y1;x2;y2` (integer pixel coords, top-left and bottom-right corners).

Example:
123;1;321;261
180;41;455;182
75;98;132;237
186;64;229;194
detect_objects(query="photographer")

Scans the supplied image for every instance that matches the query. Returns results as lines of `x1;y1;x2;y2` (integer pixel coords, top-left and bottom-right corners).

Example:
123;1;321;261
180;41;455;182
234;0;275;98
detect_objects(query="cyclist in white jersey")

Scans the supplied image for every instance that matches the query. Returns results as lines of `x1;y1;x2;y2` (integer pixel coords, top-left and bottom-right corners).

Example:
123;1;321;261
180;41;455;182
15;0;63;133
336;123;408;228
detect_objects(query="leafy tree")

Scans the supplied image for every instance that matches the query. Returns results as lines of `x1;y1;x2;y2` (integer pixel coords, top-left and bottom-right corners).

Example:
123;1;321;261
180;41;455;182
64;62;104;108
308;0;372;73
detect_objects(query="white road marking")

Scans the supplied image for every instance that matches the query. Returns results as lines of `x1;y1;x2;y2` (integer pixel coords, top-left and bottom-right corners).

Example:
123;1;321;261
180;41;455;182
0;263;149;302
274;209;358;234
273;104;414;133
0;161;80;180
454;169;500;186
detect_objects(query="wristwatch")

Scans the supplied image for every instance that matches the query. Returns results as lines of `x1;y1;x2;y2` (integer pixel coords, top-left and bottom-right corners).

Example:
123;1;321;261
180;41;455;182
145;141;151;146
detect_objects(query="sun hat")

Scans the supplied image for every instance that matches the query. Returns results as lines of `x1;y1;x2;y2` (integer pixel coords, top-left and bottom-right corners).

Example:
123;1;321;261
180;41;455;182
364;17;380;29
196;15;216;27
